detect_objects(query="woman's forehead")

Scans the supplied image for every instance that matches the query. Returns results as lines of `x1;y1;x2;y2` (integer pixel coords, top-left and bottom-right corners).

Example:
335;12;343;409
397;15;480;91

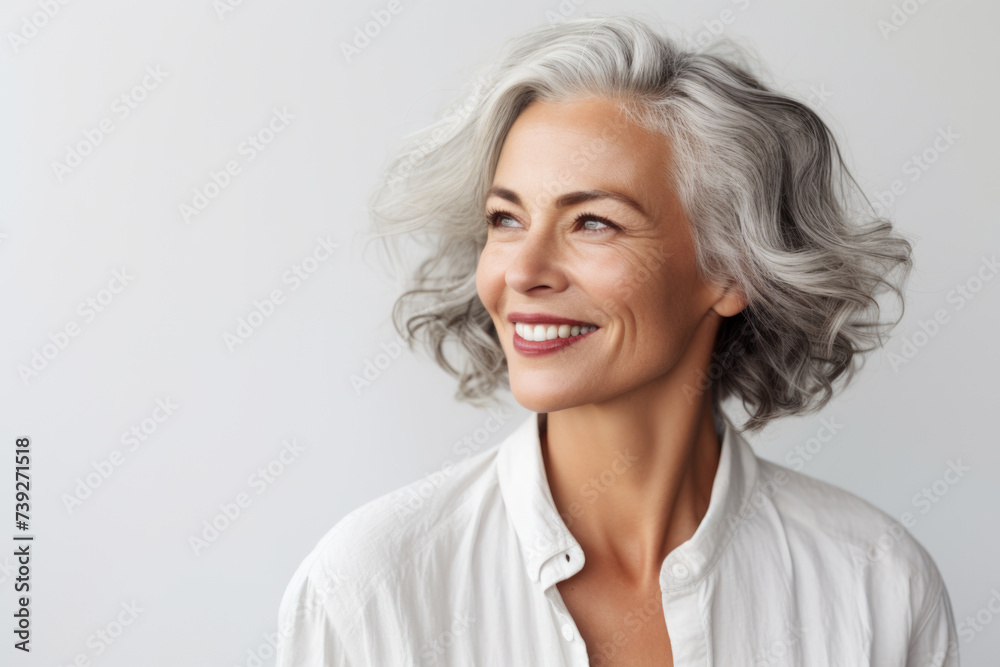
494;100;673;210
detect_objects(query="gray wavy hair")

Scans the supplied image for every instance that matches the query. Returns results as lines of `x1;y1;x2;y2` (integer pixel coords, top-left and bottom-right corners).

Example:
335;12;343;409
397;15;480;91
362;13;913;432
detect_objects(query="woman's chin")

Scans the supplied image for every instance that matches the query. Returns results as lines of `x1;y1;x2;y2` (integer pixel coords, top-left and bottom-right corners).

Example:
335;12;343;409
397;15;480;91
510;382;592;415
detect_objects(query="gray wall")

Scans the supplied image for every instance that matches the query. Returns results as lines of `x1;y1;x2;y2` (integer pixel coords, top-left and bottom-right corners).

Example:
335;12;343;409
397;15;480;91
2;0;997;664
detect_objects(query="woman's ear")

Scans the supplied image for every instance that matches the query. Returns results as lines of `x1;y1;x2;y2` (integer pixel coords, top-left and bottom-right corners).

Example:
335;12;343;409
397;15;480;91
710;280;748;318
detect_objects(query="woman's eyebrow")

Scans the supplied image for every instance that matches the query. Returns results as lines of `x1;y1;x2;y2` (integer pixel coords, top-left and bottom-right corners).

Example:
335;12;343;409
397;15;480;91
486;186;648;217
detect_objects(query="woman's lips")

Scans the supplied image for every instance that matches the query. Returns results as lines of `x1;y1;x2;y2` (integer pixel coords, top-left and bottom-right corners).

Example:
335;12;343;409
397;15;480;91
511;324;599;356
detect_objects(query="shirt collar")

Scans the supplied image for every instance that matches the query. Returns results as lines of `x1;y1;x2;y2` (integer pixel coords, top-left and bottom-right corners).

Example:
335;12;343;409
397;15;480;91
496;410;761;592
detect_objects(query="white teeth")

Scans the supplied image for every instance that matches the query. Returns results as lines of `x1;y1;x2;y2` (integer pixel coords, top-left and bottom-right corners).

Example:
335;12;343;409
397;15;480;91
514;322;597;341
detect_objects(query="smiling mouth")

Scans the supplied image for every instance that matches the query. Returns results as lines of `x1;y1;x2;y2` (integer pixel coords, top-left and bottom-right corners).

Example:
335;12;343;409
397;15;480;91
513;322;599;342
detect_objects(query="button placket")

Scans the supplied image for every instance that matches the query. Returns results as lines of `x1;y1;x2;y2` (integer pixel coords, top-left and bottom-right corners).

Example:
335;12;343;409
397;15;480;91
544;562;583;645
541;546;589;664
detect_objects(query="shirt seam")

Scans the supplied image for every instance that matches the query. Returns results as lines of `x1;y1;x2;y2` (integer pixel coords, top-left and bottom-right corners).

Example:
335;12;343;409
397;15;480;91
906;566;946;652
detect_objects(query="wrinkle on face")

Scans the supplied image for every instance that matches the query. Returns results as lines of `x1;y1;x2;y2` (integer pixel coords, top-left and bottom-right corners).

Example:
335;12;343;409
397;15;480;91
476;95;725;412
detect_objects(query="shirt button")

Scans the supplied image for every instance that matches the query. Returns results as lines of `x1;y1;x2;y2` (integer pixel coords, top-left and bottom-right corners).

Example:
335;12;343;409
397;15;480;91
561;623;574;641
671;561;690;580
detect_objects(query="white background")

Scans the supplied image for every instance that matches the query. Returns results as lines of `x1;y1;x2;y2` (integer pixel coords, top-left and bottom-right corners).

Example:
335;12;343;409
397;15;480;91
1;0;998;665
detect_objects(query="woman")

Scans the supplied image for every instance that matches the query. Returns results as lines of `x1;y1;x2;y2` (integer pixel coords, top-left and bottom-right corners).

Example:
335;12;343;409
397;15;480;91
277;14;959;666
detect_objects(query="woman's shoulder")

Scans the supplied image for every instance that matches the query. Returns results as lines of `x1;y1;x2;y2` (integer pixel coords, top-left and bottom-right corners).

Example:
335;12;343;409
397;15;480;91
755;456;937;564
752;456;954;627
748;455;960;660
753;456;944;569
279;440;504;617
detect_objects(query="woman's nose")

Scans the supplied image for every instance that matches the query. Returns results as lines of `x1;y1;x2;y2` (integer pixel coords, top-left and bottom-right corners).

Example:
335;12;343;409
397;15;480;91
504;218;570;294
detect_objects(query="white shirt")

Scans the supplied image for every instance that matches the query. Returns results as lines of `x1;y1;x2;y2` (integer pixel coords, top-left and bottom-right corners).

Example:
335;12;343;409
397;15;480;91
276;411;959;666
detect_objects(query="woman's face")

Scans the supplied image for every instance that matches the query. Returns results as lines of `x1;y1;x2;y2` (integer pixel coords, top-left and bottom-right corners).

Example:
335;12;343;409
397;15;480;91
476;96;740;413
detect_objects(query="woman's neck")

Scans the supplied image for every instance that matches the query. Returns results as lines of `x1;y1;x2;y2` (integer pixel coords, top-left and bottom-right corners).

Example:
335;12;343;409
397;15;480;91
540;386;722;587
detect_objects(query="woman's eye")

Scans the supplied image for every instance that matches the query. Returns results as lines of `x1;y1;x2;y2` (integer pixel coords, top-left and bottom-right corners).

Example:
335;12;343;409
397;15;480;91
576;213;620;233
485;210;619;234
486;211;519;229
581;218;610;232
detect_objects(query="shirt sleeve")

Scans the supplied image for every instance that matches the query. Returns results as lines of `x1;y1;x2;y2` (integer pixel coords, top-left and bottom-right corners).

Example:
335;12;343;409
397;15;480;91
905;572;960;667
275;551;357;667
